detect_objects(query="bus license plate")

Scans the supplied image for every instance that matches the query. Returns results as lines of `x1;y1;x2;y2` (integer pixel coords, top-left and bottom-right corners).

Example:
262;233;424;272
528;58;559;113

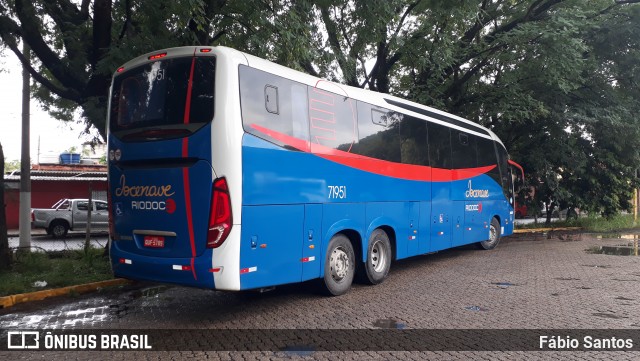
144;236;165;248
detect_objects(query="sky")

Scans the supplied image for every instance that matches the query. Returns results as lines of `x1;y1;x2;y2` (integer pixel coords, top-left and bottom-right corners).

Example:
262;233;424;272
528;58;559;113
0;50;99;163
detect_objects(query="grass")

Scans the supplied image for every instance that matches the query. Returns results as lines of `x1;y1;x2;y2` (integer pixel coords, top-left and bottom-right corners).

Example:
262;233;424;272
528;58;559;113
0;247;114;297
516;214;640;233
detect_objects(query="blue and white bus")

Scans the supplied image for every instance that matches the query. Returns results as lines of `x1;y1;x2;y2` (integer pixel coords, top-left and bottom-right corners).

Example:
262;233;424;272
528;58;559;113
107;46;522;296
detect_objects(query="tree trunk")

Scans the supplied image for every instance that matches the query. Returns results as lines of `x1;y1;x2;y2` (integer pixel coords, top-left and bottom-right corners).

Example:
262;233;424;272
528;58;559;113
0;143;12;270
545;201;554;226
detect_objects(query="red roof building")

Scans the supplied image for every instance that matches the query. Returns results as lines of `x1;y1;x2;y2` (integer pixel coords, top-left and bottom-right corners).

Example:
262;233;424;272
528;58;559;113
3;164;107;229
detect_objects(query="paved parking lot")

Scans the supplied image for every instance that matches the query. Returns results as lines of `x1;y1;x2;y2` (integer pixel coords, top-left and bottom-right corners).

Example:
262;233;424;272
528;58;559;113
1;231;639;359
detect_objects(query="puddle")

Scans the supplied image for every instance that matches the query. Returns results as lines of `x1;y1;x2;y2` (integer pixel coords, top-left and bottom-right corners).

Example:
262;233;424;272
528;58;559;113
592;312;628;320
464;306;488;312
279;345;316;357
133;285;170;298
491;282;516;289
587;245;639;256
373;318;406;329
611;278;640;282
108;285;170;318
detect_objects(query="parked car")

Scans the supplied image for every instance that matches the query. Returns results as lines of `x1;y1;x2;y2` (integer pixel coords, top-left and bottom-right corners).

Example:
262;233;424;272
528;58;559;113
31;198;109;238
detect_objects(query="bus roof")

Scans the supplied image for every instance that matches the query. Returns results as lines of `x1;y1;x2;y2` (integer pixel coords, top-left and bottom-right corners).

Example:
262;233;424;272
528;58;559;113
114;45;506;149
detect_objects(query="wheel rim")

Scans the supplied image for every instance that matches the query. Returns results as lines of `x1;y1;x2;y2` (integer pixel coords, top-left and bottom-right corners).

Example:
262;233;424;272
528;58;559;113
370;239;387;273
330;246;350;282
53;225;64;237
489;224;498;245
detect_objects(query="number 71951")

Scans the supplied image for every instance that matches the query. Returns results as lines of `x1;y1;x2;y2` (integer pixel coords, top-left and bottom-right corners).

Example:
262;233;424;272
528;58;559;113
328;185;347;199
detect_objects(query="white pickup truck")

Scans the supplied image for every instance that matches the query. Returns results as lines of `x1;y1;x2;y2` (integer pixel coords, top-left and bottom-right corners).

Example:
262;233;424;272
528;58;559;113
31;198;109;238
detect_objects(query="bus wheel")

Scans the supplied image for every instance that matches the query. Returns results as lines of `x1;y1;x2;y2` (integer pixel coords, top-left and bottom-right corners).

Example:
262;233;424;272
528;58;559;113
321;234;355;296
360;229;392;285
49;220;69;239
478;218;501;250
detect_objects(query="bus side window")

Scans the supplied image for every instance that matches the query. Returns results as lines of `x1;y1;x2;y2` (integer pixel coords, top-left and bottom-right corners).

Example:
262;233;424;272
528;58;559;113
308;86;358;152
477;136;501;185
351;101;400;162
428;122;451;169
400;116;429;166
239;66;309;147
496;145;513;202
451;130;477;169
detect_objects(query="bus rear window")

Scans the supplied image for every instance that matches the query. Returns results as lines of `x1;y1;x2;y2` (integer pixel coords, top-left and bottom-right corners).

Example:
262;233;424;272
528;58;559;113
110;57;215;133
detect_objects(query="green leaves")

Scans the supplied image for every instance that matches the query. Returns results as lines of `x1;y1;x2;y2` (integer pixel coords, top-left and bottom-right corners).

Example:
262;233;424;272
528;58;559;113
1;0;638;217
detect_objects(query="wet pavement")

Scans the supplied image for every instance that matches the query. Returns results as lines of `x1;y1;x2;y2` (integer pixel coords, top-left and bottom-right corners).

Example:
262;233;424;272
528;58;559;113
1;231;640;359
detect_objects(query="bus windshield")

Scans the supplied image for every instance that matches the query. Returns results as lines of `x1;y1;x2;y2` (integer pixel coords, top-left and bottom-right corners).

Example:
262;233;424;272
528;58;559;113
109;57;215;134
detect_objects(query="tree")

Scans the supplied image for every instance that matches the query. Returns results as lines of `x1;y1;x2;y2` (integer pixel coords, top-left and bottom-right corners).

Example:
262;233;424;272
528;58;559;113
1;0;639;219
0;142;11;270
3;159;19;173
0;0;277;140
302;0;640;219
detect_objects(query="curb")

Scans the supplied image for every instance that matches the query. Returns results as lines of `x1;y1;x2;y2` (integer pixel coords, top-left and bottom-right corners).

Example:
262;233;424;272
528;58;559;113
0;278;131;309
513;227;582;233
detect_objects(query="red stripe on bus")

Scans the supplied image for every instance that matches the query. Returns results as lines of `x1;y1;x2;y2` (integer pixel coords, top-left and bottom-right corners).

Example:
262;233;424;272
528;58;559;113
182;139;197;280
250;124;496;182
183;57;196;125
181;57;197;280
251;123;311;152
183;166;197;280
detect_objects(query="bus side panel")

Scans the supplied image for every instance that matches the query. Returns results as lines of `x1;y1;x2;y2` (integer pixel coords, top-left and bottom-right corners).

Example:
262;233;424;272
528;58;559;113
503;201;514;236
239;205;304;290
430;181;452;252
452;200;465;247
364;202;419;261
302;204;323;281
418;201;432;254
465;200;496;244
450;173;511;243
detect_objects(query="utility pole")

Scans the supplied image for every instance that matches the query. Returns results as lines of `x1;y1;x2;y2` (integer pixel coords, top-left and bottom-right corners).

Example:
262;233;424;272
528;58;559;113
19;42;31;250
635;168;639;227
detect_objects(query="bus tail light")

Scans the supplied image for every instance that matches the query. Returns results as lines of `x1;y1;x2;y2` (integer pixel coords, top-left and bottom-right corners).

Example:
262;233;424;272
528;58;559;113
207;177;232;248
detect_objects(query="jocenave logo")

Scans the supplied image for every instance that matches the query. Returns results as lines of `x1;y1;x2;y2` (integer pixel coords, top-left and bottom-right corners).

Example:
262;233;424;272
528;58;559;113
465;180;489;198
114;175;177;214
114;175;175;197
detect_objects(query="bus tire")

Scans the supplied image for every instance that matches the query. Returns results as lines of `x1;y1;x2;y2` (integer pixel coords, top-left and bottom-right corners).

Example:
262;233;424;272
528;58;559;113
478;217;501;250
359;229;392;285
321;234;355;296
49;220;69;239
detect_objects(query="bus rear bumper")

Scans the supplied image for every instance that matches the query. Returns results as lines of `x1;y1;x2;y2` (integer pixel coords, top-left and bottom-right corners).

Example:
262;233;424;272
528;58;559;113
110;247;216;289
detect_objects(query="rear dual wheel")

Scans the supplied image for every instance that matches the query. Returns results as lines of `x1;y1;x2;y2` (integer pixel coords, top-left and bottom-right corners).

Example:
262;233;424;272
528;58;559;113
321;229;393;296
358;229;392;285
